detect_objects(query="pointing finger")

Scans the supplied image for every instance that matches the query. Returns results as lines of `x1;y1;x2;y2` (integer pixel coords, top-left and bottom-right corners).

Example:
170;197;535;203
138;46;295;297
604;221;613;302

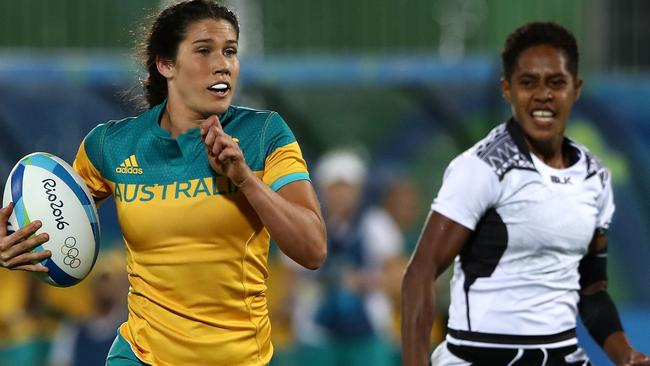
204;125;217;147
215;115;223;128
200;116;216;136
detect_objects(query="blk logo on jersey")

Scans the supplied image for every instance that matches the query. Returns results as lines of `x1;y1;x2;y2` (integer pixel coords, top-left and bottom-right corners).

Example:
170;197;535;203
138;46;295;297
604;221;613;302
550;175;572;185
115;155;144;175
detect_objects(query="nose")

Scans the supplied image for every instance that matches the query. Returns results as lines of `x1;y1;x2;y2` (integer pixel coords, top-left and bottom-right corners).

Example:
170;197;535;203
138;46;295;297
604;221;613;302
212;54;230;75
534;85;553;102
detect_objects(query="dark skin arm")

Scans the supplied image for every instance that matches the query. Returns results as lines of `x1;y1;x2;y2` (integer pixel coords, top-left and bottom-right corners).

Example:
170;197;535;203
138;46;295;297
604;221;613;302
401;211;472;366
582;233;650;366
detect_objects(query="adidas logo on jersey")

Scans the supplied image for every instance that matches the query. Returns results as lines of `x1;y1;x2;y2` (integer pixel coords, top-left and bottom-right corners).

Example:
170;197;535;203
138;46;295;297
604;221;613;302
115;155;143;175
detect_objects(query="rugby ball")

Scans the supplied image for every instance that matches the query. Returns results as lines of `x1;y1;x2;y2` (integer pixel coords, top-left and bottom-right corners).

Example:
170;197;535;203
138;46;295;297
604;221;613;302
2;152;100;287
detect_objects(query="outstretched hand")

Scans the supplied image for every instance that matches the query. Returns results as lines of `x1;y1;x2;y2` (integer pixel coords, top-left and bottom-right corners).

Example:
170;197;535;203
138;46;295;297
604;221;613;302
0;203;50;272
200;115;252;186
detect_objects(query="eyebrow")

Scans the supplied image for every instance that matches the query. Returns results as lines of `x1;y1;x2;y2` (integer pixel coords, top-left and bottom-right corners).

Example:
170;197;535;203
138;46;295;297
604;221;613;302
517;72;567;79
191;38;238;45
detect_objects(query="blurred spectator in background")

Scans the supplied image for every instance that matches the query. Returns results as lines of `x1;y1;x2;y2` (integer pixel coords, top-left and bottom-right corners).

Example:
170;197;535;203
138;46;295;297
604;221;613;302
360;176;449;362
359;177;417;357
289;148;398;366
376;178;421;254
0;260;98;366
47;248;128;366
0;275;52;366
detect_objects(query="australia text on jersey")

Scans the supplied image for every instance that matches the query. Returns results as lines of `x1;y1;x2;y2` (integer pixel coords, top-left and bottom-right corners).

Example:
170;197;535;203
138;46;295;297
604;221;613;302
115;155;144;175
113;176;239;203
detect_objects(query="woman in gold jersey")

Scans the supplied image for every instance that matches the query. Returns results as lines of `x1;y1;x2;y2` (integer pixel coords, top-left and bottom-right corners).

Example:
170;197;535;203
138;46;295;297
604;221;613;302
0;1;327;365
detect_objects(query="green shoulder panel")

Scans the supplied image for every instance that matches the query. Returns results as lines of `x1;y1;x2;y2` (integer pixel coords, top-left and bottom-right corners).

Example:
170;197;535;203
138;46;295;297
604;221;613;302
87;106;158;183
261;112;298;157
224;106;297;172
83;116;140;175
82;122;109;173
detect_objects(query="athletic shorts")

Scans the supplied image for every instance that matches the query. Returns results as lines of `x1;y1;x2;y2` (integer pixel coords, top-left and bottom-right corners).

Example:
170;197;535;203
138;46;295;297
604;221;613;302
106;332;148;366
105;332;270;366
431;341;591;366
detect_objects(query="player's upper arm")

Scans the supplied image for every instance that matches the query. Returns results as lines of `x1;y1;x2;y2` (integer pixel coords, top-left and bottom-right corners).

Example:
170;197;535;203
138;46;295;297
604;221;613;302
408;154;498;279
579;230;609;295
407;211;473;281
580;165;615;295
276;179;322;220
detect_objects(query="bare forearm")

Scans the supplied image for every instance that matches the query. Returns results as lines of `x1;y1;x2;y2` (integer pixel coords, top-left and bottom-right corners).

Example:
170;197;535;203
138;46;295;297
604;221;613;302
603;331;650;366
240;176;326;269
603;332;634;365
402;268;435;366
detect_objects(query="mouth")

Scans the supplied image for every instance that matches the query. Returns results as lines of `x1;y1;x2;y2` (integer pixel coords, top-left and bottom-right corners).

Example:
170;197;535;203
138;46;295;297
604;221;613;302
530;109;556;125
207;82;231;97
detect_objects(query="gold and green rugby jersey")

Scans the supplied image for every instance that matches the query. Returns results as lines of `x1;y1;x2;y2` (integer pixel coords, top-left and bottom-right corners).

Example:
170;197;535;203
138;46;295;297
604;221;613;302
73;102;310;366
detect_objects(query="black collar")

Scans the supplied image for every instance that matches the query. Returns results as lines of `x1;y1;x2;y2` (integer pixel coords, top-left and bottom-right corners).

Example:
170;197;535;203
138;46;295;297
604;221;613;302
506;118;581;167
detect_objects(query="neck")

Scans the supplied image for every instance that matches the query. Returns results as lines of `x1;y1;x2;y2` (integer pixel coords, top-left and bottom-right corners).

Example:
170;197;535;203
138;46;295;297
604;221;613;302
527;138;567;168
159;99;204;138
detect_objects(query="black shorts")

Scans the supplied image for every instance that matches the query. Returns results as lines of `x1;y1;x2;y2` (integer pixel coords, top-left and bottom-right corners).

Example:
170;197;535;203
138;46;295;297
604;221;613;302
446;342;591;366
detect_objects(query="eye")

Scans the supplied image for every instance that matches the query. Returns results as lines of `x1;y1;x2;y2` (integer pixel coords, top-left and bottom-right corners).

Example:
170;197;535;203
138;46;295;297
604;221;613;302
519;78;535;88
549;78;567;89
196;48;210;56
224;48;238;57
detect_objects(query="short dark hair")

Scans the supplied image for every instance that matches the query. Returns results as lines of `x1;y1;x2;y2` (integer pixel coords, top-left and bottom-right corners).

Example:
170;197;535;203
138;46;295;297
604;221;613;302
501;21;579;81
137;0;239;108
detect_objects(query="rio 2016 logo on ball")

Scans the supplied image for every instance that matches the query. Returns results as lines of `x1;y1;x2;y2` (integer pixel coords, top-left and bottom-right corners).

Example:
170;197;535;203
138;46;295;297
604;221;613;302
3;152;100;287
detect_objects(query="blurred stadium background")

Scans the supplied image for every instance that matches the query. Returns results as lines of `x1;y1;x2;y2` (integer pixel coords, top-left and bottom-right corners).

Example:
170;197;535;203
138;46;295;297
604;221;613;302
0;1;648;365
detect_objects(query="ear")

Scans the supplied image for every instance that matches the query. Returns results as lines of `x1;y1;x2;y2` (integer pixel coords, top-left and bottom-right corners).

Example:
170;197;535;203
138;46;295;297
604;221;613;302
573;78;584;101
500;77;512;103
156;56;175;79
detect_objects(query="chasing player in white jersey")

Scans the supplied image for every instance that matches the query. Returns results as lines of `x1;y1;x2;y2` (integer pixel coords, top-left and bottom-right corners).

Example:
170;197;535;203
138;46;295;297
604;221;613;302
401;21;650;366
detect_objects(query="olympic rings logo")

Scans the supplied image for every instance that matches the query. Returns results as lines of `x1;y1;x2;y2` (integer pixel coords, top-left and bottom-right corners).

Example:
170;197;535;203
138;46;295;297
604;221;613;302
60;237;81;269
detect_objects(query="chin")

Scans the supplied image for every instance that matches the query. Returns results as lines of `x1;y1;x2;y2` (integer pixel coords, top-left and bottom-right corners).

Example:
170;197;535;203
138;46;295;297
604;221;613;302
526;128;554;141
529;130;562;151
204;105;230;117
521;120;555;135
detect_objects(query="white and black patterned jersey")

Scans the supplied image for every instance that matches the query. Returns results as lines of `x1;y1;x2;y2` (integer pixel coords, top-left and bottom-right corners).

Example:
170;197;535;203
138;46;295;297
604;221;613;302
432;119;614;348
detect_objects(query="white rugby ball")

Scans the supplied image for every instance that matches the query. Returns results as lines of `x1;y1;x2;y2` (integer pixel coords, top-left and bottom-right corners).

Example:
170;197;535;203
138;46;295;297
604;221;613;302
2;152;100;287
